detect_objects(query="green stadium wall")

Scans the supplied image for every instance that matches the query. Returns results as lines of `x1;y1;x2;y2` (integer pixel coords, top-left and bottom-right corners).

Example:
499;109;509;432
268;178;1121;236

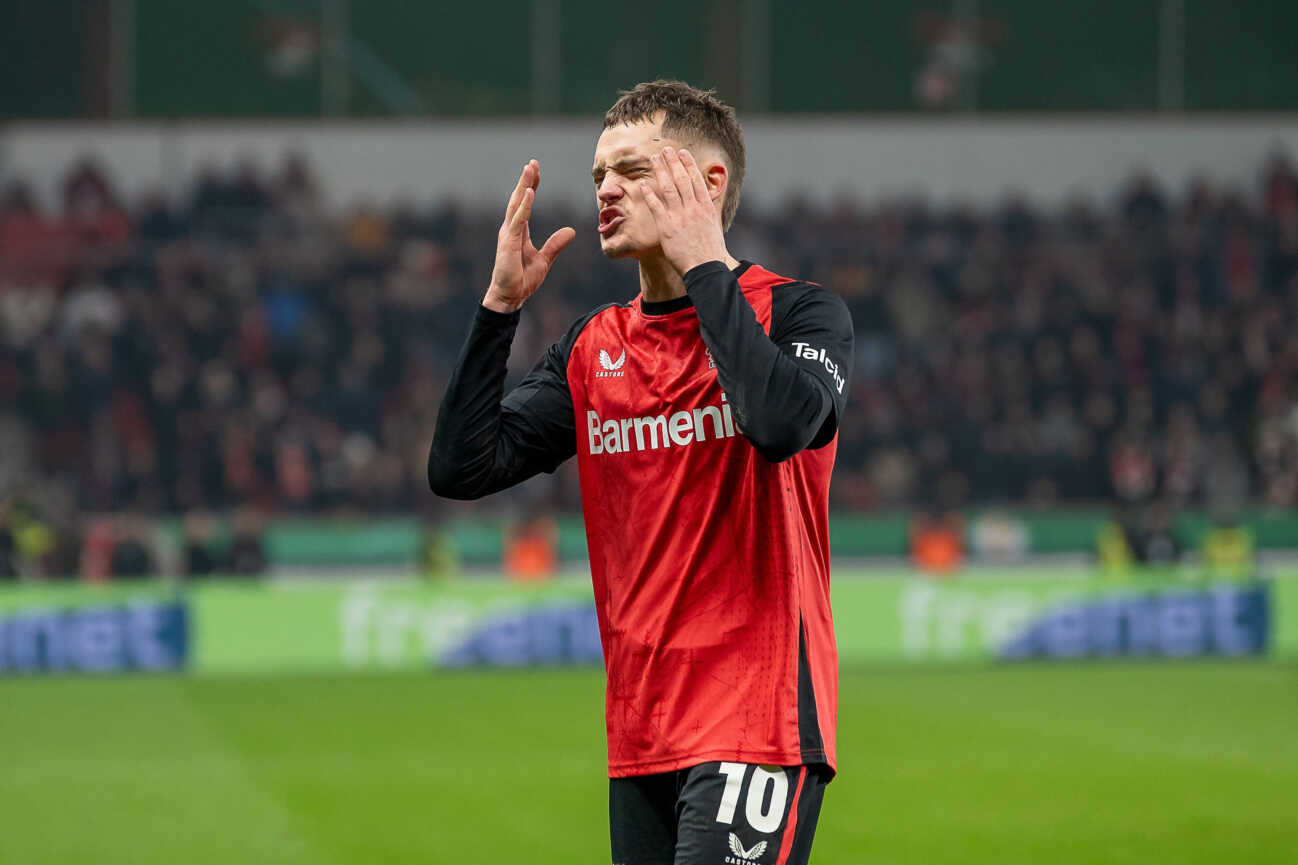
8;1;1298;118
157;510;1298;568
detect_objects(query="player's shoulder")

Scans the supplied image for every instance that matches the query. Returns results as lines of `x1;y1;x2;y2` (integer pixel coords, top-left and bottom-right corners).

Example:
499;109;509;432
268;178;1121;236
736;261;805;292
581;298;639;335
561;300;627;337
552;300;632;366
737;261;831;301
739;262;850;328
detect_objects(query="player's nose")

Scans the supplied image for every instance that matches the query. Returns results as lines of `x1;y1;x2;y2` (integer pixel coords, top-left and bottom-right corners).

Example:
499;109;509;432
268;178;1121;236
596;175;623;203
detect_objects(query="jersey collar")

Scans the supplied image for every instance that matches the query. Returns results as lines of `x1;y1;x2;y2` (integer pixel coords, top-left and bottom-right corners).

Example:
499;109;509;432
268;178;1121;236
639;260;754;317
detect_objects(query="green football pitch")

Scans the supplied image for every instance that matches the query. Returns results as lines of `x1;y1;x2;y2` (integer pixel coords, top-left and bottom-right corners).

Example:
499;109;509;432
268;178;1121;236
2;663;1295;864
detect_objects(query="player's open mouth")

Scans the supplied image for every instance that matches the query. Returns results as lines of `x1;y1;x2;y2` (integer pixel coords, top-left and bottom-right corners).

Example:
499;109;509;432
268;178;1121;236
598;208;626;235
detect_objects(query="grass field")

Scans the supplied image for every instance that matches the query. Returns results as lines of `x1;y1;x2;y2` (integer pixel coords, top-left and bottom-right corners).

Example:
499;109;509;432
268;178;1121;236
2;663;1296;864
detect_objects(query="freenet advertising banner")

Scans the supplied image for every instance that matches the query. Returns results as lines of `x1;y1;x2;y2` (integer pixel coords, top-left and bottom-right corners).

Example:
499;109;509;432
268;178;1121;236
888;580;1271;662
0;575;1293;675
190;576;1292;670
0;589;188;673
189;580;599;674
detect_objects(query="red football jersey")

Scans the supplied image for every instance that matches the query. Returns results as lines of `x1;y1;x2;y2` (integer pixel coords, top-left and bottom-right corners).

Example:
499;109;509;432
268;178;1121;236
566;264;840;777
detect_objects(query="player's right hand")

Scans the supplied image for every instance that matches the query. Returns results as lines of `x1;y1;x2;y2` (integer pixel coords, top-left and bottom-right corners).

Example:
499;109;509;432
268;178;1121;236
483;160;576;313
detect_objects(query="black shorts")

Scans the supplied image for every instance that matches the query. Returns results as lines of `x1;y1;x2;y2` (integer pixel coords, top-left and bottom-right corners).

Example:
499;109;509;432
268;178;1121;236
610;762;829;865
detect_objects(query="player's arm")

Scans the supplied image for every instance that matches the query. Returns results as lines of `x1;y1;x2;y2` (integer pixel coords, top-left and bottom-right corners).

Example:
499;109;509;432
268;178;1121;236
427;308;597;499
685;265;852;462
640;147;853;462
427;160;578;499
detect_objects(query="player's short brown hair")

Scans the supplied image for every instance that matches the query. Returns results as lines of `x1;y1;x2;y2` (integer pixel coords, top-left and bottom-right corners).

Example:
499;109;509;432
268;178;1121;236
604;80;746;230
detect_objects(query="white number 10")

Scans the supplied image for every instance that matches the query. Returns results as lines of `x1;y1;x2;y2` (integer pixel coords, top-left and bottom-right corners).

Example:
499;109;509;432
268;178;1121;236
715;763;789;834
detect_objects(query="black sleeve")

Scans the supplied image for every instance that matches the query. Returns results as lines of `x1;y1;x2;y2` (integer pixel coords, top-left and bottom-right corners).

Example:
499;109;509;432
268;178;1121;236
684;261;853;463
427;304;608;500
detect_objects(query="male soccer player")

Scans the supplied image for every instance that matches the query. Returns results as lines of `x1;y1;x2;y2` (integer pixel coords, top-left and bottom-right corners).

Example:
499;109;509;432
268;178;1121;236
428;80;852;865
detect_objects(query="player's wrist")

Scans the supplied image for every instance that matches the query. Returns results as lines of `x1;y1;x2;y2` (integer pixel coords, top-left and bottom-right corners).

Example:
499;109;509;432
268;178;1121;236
682;259;730;288
482;286;525;314
675;255;716;275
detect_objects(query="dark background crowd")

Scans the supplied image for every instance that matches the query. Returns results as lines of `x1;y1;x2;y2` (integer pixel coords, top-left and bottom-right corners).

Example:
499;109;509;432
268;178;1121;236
2;150;1297;574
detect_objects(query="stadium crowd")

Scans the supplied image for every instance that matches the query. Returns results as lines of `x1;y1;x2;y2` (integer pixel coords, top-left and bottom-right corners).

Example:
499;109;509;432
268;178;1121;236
1;151;1297;574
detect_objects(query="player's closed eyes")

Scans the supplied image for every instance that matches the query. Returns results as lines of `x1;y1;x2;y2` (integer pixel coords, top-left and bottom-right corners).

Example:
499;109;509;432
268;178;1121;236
593;164;650;186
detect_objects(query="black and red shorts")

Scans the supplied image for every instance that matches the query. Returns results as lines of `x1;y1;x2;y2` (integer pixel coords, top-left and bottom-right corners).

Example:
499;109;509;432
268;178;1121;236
609;761;829;865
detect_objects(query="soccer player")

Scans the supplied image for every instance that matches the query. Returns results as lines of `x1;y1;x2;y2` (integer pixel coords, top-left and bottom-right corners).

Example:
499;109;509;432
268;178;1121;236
428;80;852;865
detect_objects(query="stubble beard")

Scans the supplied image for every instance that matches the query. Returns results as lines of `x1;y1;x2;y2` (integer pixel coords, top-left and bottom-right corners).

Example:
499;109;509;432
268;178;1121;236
600;214;663;260
600;230;644;260
600;239;632;259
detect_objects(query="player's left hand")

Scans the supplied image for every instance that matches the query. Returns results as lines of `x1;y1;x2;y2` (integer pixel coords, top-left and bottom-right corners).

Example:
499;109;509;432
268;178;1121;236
640;147;729;275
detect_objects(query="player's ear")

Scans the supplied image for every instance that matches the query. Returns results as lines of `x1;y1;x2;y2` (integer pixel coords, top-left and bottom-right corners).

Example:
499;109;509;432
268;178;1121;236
704;161;727;205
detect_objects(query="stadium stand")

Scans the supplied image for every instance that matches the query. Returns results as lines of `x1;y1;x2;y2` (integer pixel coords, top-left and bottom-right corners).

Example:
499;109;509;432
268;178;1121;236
1;151;1296;540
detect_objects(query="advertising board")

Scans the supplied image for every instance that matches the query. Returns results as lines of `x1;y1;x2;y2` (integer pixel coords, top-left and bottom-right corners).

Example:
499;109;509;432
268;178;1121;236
1;575;1293;675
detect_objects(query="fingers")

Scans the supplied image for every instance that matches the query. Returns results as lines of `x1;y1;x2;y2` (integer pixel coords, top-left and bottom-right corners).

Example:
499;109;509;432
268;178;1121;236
677;149;711;205
650;148;710;210
504;159;539;223
639;178;665;220
507;186;534;238
650;152;682;207
504;163;529;221
663;147;697;204
538;226;577;265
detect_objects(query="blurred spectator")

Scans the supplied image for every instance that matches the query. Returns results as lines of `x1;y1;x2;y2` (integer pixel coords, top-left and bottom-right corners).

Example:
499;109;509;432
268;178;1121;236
1128;502;1182;574
416;513;458;580
0;502;15;579
504;512;559;581
110;516;155;578
12;503;57;577
228;507;267;575
909;511;965;575
80;517;116;581
183;512;218;577
0;497;70;579
1200;512;1255;581
1096;512;1136;579
968;511;1028;563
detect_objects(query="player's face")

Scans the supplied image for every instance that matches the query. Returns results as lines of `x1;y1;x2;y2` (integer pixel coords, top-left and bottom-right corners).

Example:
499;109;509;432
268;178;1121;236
591;115;684;259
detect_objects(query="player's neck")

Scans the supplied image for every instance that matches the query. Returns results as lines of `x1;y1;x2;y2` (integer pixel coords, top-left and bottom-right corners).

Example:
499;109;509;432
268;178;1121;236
637;252;742;304
637;255;686;303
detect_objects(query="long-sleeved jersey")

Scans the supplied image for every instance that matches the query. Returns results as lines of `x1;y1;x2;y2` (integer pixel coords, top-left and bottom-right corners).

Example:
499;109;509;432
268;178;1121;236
429;260;853;777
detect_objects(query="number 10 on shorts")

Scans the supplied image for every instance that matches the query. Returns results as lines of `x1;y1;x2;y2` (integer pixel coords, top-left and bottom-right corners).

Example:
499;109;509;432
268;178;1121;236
714;763;789;834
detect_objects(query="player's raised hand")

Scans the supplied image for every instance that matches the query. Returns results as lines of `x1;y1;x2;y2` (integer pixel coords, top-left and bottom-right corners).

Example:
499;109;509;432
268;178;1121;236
485;160;577;313
640;147;729;276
